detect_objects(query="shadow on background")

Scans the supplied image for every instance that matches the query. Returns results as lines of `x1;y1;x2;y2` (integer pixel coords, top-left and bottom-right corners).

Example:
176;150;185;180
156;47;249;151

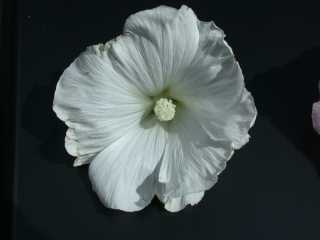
21;71;73;166
21;72;115;216
248;46;320;175
21;72;167;217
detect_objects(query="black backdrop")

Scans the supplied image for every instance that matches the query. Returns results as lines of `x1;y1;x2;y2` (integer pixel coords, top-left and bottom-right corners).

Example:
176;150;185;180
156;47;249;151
2;0;320;239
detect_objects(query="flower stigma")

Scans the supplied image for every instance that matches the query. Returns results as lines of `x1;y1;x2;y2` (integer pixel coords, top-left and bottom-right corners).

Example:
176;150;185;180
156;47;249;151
153;98;176;122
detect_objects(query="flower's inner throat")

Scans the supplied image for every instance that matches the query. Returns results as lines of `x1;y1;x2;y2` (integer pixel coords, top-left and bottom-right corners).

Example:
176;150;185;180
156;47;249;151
153;98;176;122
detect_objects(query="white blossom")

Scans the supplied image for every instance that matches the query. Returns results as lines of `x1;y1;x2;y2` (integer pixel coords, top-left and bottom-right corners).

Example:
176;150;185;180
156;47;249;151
53;5;257;212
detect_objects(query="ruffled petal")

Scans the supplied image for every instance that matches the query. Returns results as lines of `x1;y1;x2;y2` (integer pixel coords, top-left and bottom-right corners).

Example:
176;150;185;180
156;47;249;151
53;44;151;166
89;121;167;212
164;192;204;213
124;5;200;91
157;108;234;211
171;20;257;149
197;87;257;150
156;19;256;212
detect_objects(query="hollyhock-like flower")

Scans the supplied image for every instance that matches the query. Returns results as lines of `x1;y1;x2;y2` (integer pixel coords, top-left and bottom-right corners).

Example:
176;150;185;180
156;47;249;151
53;5;257;212
312;82;320;134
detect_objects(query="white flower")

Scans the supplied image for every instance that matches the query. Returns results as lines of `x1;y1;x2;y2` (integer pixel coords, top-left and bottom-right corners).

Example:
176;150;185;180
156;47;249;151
53;5;257;212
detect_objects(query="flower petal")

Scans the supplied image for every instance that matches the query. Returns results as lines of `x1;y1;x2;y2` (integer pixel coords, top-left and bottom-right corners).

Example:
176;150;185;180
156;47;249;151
156;20;256;212
197;87;257;150
171;20;257;149
107;34;163;96
89;121;167;212
312;101;320;134
157;108;234;212
164;192;204;213
53;44;151;166
124;5;200;90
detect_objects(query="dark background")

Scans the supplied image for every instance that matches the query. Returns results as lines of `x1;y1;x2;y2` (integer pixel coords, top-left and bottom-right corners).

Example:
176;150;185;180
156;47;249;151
2;0;320;239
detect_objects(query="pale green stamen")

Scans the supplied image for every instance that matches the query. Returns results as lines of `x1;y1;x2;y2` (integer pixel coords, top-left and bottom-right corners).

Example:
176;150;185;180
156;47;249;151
153;98;176;122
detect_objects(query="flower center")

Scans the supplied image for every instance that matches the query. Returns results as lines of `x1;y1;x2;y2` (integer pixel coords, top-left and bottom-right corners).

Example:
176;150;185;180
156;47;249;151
153;98;176;122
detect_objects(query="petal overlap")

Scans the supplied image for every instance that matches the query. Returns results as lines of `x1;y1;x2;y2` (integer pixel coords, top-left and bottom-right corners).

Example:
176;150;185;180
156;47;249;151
53;5;257;212
124;5;200;90
89;123;167;212
53;45;151;166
